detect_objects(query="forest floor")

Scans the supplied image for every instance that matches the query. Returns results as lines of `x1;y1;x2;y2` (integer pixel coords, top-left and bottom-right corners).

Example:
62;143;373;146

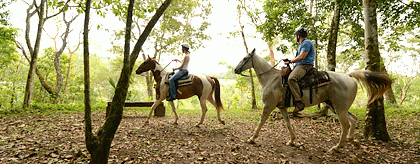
0;107;419;164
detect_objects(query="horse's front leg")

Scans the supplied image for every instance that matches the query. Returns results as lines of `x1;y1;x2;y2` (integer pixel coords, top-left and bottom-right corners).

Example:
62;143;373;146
247;104;276;144
145;98;164;124
169;101;178;125
279;107;296;146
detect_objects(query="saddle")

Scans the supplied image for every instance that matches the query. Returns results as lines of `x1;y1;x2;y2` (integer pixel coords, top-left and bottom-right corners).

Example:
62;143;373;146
281;65;331;107
164;72;194;87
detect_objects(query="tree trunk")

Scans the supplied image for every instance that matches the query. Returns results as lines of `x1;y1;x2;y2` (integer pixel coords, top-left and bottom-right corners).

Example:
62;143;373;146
315;0;342;114
83;0;95;161
63;49;74;95
249;70;257;109
268;42;275;66
84;0;173;163
23;0;71;106
327;0;341;72
23;0;46;108
381;67;397;104
363;0;390;141
238;7;257;109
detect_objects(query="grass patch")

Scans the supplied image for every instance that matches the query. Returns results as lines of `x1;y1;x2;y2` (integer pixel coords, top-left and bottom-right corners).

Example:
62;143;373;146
0;102;107;117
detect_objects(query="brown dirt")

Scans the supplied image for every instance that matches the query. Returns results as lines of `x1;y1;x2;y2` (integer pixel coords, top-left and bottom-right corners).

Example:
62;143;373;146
0;110;419;164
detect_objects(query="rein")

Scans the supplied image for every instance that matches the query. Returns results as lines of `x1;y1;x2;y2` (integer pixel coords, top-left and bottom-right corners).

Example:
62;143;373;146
238;53;282;77
162;60;174;70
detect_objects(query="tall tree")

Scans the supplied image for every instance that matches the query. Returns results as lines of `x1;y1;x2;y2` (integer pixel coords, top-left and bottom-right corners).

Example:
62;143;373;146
326;0;342;72
362;0;390;141
22;0;71;108
84;0;173;163
237;2;257;109
19;11;79;104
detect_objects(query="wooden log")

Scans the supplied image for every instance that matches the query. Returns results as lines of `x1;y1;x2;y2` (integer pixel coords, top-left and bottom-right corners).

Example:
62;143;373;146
106;101;165;118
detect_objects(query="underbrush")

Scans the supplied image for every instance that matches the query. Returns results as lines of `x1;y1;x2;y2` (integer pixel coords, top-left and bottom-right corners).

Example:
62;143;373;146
0;102;107;117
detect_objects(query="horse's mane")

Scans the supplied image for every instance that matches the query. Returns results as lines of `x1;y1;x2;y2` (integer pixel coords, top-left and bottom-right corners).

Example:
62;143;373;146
151;58;160;65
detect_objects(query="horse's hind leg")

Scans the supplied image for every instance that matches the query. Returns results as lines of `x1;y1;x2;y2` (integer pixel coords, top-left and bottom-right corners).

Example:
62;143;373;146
279;107;296;146
247;104;276;144
195;98;208;127
169;101;179;125
347;111;361;149
206;94;217;108
330;110;350;152
207;94;225;125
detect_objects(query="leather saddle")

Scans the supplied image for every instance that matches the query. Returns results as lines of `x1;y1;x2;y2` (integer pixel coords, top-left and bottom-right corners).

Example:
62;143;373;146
281;65;331;107
164;72;194;87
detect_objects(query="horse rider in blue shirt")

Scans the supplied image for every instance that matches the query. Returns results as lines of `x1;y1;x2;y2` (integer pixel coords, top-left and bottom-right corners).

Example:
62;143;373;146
284;28;316;113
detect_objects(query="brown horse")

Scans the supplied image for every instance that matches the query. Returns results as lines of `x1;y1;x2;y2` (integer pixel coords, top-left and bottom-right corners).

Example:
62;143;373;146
135;57;225;127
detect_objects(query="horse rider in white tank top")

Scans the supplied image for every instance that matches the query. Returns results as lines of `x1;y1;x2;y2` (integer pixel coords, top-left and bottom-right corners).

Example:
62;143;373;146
167;43;190;101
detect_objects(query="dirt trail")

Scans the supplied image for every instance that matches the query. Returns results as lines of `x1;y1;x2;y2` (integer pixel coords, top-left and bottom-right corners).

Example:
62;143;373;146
1;111;419;163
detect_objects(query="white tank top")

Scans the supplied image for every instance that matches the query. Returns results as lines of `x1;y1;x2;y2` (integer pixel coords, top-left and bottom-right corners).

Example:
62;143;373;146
181;54;190;70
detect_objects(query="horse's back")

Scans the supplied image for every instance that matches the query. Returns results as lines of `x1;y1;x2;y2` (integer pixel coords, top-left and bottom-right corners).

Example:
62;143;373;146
326;71;358;111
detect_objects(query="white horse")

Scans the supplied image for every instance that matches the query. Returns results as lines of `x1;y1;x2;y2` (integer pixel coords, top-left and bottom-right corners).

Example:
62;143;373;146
135;57;225;127
234;49;392;152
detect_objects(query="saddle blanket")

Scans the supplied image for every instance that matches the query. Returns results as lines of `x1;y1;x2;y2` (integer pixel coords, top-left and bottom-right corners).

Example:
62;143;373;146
164;73;194;87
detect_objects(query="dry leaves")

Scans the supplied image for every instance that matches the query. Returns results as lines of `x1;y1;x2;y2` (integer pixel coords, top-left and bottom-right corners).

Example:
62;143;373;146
0;110;419;163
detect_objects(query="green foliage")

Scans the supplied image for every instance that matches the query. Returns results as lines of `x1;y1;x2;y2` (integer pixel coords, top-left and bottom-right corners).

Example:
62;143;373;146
258;0;313;43
0;27;18;66
0;0;12;25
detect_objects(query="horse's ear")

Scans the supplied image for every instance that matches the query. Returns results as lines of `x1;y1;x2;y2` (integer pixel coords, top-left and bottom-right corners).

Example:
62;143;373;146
147;55;151;59
251;48;256;54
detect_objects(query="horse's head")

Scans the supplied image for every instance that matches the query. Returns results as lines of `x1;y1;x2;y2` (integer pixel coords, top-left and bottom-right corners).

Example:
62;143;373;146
234;48;256;74
136;56;158;74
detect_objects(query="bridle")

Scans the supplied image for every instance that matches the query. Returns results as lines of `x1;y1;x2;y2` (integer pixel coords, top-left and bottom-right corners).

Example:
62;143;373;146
237;53;282;77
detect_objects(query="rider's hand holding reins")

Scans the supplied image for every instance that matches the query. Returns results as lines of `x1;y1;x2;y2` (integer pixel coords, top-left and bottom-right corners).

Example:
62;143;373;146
283;58;291;65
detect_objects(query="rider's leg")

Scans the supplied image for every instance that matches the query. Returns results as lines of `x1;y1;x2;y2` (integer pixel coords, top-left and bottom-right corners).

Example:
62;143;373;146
288;64;311;112
168;69;188;101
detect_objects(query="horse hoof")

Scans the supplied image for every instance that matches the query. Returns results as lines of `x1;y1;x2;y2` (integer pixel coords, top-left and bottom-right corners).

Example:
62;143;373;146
220;120;225;125
172;122;178;125
353;142;361;150
246;139;256;144
144;121;149;124
195;124;201;128
328;146;340;153
286;141;294;146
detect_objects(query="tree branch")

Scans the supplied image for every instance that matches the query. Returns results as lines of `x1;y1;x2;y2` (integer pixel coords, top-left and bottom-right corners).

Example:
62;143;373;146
45;0;71;20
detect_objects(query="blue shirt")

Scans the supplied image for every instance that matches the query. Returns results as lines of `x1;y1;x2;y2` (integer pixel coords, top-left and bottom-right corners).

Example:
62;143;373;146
295;40;315;66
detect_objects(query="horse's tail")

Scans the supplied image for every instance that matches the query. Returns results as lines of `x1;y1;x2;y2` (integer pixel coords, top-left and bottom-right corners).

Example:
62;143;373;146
210;77;224;110
348;70;392;104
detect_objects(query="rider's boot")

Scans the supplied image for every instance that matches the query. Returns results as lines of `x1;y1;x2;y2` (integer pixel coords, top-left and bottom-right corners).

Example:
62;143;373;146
293;101;305;113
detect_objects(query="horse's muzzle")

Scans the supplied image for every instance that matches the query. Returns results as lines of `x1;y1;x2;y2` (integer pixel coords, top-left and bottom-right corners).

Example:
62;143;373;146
135;70;142;74
234;68;241;74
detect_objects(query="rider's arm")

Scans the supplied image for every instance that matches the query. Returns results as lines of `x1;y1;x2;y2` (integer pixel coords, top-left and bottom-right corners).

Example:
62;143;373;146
291;51;308;63
173;55;189;70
